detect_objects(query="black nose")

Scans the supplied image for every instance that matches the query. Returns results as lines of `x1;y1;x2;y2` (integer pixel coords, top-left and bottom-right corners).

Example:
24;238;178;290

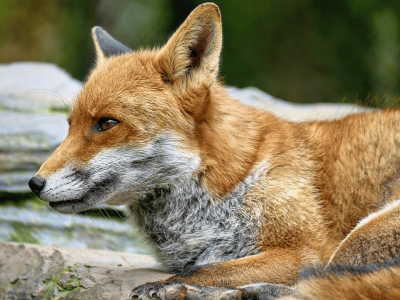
28;177;45;196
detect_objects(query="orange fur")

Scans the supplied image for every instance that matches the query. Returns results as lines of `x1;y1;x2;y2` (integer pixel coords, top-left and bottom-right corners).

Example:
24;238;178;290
170;248;320;287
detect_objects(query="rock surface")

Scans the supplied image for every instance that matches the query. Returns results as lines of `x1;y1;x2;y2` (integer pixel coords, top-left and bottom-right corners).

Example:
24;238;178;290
0;62;81;111
0;62;79;192
227;86;374;122
0;242;171;300
0;200;154;254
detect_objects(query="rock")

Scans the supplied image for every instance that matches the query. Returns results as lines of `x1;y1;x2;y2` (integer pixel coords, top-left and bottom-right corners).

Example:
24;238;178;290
227;86;373;122
0;242;172;300
0;111;69;151
0;62;81;112
0;171;37;193
0;200;154;255
0;62;76;192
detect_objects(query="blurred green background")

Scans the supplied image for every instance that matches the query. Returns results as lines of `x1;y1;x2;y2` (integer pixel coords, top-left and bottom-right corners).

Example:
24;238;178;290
0;0;399;106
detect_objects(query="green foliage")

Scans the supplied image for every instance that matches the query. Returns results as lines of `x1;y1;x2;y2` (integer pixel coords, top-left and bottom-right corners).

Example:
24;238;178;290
0;191;38;207
8;278;18;289
0;0;398;106
49;106;70;114
212;0;400;105
357;93;400;109
42;266;85;300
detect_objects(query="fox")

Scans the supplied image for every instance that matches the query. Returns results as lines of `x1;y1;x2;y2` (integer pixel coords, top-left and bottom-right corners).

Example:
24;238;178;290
28;2;400;299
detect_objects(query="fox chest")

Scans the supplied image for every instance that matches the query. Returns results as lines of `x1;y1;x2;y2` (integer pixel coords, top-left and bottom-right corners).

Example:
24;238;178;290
127;181;261;273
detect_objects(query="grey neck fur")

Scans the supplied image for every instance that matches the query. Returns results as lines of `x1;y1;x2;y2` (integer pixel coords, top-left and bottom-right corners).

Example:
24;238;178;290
127;170;263;273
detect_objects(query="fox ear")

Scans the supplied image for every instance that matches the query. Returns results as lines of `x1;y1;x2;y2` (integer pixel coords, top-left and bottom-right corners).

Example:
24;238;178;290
91;26;132;63
158;3;222;91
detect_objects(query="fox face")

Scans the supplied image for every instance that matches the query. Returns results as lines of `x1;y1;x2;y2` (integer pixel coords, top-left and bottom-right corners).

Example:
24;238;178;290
29;4;224;213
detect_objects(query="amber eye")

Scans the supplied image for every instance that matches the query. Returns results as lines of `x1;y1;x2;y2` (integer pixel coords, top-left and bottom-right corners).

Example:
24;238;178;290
97;118;119;132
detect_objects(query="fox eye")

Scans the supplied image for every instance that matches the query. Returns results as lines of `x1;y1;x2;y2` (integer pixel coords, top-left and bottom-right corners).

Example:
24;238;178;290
97;118;119;132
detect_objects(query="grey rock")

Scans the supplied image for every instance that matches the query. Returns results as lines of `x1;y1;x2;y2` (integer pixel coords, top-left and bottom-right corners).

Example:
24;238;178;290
0;171;36;192
0;111;68;150
0;151;49;172
0;63;75;192
0;242;171;300
0;200;154;254
0;62;81;112
227;86;373;122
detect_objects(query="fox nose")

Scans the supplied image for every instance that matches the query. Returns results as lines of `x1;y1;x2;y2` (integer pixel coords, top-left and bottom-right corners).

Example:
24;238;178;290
28;176;45;196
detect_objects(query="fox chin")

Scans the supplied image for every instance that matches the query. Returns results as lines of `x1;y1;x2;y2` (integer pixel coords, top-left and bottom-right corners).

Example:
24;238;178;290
29;2;400;300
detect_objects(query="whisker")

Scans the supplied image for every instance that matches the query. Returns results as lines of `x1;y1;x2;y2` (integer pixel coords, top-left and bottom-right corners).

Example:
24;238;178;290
97;207;107;220
111;206;126;222
100;204;114;228
78;213;86;225
17;89;72;107
17;89;73;119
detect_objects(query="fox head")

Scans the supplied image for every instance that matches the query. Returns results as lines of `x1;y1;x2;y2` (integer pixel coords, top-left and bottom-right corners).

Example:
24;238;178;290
28;3;225;213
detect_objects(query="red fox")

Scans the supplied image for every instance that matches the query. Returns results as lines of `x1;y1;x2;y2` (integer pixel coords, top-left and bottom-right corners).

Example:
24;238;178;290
28;3;400;299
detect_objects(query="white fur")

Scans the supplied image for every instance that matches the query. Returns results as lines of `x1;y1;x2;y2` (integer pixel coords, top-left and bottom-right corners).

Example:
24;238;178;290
40;167;87;202
357;199;400;228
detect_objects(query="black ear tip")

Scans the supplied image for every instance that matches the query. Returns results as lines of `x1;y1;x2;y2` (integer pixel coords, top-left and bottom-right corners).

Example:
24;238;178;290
92;26;133;58
92;26;106;38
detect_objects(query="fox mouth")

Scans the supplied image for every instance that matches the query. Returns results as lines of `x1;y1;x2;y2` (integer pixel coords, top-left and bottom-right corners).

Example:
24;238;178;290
47;177;120;214
49;186;170;213
49;198;96;214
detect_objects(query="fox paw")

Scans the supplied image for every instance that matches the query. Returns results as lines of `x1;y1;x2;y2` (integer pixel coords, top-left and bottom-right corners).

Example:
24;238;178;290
128;282;185;300
128;282;240;300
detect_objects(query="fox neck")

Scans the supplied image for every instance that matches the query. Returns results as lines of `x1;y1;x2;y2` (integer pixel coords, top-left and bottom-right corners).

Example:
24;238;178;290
192;84;276;198
127;175;262;272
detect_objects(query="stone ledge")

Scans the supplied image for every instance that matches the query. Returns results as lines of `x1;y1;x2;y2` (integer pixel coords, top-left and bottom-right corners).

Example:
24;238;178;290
0;242;172;300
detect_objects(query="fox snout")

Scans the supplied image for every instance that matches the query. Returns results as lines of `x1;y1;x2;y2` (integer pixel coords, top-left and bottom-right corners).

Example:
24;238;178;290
29;134;201;214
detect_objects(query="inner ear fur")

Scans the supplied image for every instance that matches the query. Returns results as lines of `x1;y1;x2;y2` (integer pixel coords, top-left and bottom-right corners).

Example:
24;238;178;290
157;3;222;92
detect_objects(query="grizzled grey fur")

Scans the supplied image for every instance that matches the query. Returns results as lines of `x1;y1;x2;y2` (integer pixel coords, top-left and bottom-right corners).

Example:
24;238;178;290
127;173;263;273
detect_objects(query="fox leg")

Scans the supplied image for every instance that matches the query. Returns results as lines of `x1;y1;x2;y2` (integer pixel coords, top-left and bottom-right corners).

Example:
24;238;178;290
129;247;317;300
327;199;400;267
128;282;295;300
